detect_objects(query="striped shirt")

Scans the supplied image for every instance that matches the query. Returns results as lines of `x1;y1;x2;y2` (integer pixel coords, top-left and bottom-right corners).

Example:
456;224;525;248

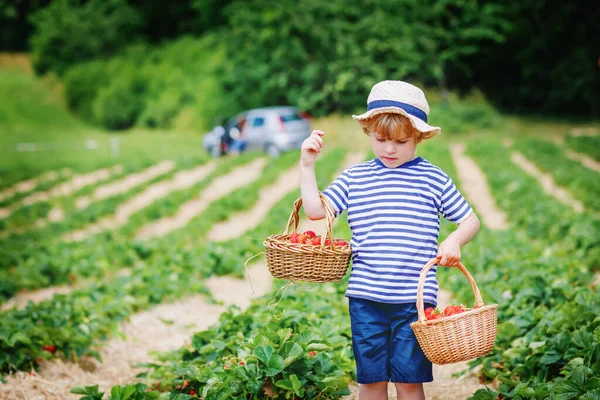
322;157;472;305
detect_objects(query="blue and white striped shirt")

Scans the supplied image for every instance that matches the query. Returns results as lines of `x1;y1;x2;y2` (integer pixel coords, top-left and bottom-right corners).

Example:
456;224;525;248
323;157;472;305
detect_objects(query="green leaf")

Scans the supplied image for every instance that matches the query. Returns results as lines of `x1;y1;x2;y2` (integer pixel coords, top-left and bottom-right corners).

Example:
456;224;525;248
573;330;595;350
467;388;497;400
280;342;303;367
254;345;274;364
69;385;104;398
289;374;304;396
276;329;292;347
265;354;285;377
275;379;293;391
553;380;583;400
580;389;600;400
307;342;330;351
8;332;31;346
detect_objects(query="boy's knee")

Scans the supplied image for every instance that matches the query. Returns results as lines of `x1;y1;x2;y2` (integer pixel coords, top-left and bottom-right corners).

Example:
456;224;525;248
393;382;424;396
360;381;388;396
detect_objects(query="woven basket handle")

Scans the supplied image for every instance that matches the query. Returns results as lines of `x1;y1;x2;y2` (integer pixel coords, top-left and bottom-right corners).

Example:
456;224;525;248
416;257;485;323
283;193;337;250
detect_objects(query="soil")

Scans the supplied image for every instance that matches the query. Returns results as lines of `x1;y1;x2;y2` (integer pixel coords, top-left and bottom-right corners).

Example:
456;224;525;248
450;144;508;230
63;162;218;242
510;152;584;213
136;158;266;240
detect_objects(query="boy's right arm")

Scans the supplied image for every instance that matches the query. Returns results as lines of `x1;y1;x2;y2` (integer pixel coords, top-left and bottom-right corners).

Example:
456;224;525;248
300;130;326;220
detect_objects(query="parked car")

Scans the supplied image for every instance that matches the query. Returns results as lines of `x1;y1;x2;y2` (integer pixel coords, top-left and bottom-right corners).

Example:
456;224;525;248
202;106;312;157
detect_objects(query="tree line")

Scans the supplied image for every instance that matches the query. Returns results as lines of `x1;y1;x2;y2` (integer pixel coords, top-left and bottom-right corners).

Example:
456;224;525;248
1;0;597;130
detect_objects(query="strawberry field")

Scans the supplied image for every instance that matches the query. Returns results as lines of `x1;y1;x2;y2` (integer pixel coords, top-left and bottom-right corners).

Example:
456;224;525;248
1;89;600;400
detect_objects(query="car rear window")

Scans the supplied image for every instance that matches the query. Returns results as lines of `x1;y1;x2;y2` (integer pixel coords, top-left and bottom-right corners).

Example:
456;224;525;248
280;112;303;122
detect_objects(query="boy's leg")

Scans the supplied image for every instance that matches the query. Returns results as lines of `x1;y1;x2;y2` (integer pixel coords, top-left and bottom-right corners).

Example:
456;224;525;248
393;382;425;400
388;303;433;399
359;381;388;400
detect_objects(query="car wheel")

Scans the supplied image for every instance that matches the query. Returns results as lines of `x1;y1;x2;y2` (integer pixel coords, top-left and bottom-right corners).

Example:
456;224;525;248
266;143;281;158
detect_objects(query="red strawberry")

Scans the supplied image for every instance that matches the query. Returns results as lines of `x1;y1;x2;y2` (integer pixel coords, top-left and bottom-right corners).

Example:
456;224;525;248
335;240;348;247
424;307;435;320
310;237;321;246
309;351;317;357
290;236;299;243
443;305;466;316
297;234;308;244
42;345;56;353
303;230;316;238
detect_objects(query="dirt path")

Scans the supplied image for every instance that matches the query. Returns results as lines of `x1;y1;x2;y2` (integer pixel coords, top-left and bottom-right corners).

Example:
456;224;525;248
135;158;267;240
564;149;600;173
0;169;66;203
0;166;119;220
546;135;600;174
75;161;176;210
0;158;265;310
22;161;177;232
0;285;72;312
510;152;584;213
22;166;123;207
63;162;218;242
0;262;273;400
207;165;302;242
570;127;598;137
450;144;508;230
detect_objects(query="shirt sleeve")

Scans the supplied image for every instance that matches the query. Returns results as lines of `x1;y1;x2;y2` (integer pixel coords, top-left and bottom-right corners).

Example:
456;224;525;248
439;176;473;223
322;168;350;217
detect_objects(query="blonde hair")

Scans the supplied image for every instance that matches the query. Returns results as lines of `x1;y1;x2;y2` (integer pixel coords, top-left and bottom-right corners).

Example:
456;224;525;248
358;113;425;143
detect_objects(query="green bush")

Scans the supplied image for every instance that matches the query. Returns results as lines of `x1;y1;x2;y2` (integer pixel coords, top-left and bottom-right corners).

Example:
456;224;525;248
92;67;148;130
61;35;225;132
63;60;110;121
29;0;142;75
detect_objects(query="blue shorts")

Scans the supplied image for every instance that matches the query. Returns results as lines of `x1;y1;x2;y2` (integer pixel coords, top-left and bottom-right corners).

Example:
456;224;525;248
349;297;434;384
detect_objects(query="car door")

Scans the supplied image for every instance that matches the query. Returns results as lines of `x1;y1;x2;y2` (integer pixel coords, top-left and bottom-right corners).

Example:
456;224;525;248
244;113;269;150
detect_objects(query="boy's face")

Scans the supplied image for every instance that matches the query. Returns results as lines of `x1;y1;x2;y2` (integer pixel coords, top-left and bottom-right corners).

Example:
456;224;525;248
369;132;417;168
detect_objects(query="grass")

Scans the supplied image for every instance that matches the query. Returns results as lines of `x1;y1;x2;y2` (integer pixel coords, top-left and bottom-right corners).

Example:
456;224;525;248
0;69;206;176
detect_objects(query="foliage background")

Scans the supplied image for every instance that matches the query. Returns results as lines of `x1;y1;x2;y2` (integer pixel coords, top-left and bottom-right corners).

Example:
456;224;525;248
0;0;597;131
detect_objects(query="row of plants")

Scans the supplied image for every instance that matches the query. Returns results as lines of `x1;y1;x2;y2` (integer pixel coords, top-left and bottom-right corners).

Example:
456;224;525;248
457;138;600;399
0;148;347;374
565;135;600;162
67;148;356;399
0;161;142;232
512;137;600;211
68;138;600;399
0;168;72;209
0;154;260;300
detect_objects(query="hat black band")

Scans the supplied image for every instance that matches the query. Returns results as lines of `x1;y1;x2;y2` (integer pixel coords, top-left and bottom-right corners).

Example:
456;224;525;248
367;100;428;123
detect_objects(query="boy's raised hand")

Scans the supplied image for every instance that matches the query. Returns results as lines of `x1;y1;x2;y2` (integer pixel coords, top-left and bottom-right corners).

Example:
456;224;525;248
300;130;325;167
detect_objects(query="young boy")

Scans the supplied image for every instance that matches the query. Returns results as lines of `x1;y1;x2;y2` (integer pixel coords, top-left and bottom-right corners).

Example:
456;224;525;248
299;80;480;400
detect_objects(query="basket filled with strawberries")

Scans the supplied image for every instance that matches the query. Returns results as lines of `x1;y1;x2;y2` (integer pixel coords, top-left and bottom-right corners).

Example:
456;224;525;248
264;193;351;282
410;258;498;365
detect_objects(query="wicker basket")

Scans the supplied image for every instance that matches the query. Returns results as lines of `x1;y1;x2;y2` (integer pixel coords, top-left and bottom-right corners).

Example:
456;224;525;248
410;258;498;365
264;193;351;282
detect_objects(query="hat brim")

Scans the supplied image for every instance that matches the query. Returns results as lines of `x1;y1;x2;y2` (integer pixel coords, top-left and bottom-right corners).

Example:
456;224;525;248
352;107;441;140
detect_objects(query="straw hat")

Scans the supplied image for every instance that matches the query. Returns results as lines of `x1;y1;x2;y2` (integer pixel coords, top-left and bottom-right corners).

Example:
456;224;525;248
352;80;441;139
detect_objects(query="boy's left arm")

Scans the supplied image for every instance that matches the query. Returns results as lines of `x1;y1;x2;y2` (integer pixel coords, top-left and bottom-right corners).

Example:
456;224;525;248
438;212;480;266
